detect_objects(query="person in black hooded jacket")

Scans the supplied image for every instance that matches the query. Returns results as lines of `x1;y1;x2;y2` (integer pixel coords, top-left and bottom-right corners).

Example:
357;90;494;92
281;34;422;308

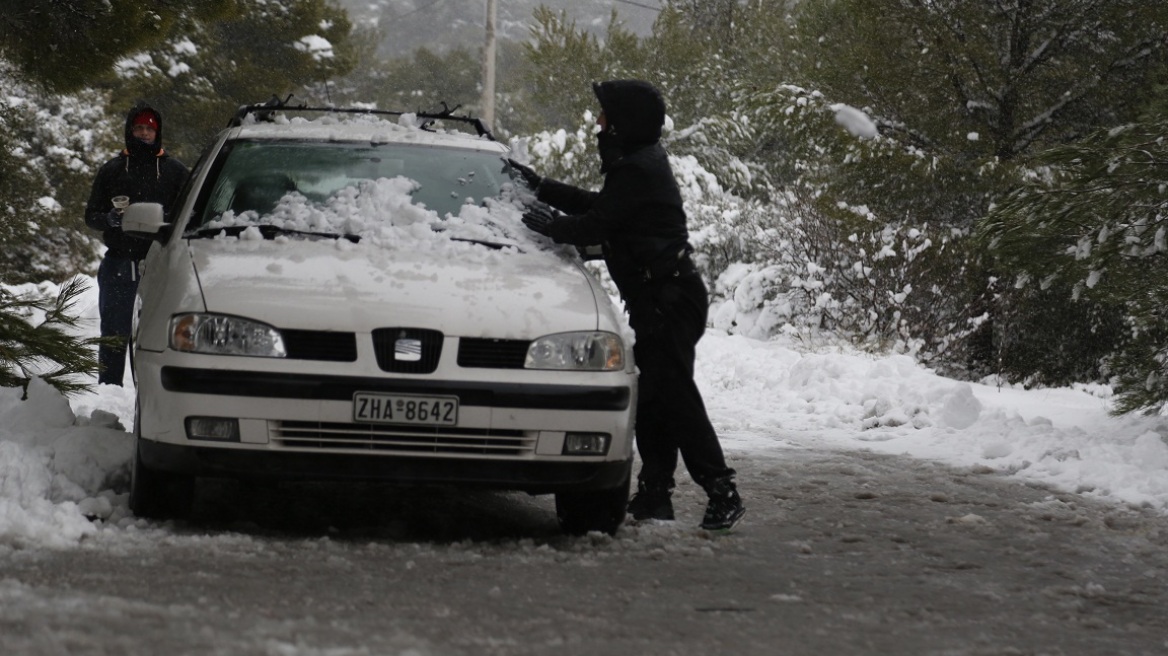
511;80;746;531
85;102;189;386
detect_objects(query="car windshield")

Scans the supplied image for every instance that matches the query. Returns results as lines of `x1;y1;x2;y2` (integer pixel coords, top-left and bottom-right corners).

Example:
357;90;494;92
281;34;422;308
189;140;511;233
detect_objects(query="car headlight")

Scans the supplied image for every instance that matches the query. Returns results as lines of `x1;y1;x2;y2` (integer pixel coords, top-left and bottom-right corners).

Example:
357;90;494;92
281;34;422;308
525;331;624;371
169;313;287;357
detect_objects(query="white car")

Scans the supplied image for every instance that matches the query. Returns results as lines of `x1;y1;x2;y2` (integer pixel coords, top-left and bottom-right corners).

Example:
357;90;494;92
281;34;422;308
123;104;636;535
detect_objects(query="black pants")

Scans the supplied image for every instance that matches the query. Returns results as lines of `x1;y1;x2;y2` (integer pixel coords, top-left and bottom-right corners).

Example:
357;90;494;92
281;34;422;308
97;255;139;386
630;271;734;490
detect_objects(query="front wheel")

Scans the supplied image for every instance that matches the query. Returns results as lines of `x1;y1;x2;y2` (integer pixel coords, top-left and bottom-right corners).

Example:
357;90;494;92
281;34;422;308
555;471;631;536
129;404;194;520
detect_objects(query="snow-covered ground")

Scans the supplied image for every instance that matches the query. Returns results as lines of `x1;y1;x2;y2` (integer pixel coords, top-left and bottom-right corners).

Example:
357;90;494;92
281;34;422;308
2;278;1167;551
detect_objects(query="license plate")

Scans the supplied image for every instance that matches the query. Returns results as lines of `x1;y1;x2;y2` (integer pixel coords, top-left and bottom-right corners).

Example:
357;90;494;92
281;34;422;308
353;392;459;426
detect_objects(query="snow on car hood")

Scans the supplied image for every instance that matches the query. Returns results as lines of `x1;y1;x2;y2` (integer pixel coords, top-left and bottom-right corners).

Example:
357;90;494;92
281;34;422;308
186;179;602;338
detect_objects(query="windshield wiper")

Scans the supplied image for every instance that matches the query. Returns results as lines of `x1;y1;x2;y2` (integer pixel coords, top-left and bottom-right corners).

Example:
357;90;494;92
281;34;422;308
186;224;360;243
449;236;521;251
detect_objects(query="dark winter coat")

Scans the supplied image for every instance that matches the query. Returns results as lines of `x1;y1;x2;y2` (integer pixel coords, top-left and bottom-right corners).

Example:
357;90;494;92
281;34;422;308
85;102;189;260
535;80;691;307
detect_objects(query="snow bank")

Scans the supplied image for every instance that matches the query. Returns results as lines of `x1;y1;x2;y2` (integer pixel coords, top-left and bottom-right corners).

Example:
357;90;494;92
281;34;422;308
697;334;1168;512
0;379;133;550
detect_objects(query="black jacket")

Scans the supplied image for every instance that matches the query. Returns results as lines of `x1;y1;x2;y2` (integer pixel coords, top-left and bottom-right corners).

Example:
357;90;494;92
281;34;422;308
536;81;690;302
85;102;189;260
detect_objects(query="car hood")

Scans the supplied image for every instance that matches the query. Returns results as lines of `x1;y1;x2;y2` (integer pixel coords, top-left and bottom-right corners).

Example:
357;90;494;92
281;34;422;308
187;238;602;338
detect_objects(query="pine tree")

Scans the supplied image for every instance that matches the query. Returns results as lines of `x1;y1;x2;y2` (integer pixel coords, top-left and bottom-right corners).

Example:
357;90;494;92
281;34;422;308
782;0;1168;381
980;118;1168;412
481;0;1168;400
0;3;228;397
101;0;359;161
521;8;645;131
0;0;233;93
0;66;113;284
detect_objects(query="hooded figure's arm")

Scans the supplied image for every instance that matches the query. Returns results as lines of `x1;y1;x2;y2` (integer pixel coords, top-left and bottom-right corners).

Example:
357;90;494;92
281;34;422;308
541;168;641;246
84;162;118;232
536;178;600;216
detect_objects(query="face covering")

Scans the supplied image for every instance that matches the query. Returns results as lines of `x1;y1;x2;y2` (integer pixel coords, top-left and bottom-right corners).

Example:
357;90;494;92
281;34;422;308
597;131;625;174
128;133;159;158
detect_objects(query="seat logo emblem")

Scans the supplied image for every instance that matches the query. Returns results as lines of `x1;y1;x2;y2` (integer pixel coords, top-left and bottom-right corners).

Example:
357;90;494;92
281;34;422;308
395;338;422;361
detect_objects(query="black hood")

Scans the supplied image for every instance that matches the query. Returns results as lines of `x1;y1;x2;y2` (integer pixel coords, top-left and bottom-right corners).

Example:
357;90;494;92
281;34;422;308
124;101;163;158
592;80;666;146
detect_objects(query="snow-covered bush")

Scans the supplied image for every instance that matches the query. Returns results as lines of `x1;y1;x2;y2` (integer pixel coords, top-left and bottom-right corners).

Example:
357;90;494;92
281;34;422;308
665;84;984;362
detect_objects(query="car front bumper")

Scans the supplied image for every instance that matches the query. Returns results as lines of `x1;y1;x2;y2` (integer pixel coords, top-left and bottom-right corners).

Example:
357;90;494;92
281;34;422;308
135;350;637;493
138;438;632;493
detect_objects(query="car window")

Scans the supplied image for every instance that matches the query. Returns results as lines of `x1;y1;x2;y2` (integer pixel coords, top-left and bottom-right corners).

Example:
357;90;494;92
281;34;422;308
190;140;509;231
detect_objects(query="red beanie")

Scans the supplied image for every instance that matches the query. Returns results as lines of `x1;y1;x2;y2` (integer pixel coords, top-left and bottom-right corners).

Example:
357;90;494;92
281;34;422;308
132;110;159;131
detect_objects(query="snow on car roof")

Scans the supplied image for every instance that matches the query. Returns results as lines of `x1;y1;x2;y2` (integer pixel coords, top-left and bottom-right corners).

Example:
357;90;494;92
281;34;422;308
232;111;506;151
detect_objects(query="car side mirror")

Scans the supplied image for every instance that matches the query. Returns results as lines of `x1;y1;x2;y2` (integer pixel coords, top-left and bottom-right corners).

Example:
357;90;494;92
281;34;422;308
122;202;173;242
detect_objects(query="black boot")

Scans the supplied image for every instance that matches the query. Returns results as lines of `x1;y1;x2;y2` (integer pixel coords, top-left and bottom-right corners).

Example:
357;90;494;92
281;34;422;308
700;476;745;530
627;479;675;521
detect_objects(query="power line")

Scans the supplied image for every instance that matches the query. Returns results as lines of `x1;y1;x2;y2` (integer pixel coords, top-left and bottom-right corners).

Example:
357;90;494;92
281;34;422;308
612;0;658;10
391;0;445;20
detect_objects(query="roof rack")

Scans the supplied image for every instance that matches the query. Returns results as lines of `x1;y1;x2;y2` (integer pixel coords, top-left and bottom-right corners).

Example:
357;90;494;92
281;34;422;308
228;95;494;140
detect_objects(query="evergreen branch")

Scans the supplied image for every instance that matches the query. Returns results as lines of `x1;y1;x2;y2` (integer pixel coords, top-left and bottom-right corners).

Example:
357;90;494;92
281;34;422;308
0;279;103;399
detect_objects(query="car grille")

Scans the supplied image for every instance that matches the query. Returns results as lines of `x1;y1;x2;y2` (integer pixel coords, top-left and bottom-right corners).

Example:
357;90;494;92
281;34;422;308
372;328;443;374
271;421;535;457
457;338;530;369
280;329;358;361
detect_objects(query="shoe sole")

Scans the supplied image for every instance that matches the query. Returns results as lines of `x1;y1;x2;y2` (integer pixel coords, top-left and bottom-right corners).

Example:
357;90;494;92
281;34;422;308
700;507;746;532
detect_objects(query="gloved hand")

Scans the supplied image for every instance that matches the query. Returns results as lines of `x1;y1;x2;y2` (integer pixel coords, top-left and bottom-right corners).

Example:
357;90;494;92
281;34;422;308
522;204;557;237
507;158;542;190
105;209;123;229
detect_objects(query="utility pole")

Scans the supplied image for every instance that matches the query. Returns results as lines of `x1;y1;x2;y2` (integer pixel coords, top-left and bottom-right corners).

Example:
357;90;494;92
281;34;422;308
480;0;497;129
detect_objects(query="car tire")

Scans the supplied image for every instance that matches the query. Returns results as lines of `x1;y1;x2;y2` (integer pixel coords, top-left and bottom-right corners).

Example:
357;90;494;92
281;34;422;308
129;405;195;520
555;471;631;536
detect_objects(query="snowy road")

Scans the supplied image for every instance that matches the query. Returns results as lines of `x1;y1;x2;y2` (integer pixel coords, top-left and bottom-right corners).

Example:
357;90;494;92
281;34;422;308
2;445;1166;656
